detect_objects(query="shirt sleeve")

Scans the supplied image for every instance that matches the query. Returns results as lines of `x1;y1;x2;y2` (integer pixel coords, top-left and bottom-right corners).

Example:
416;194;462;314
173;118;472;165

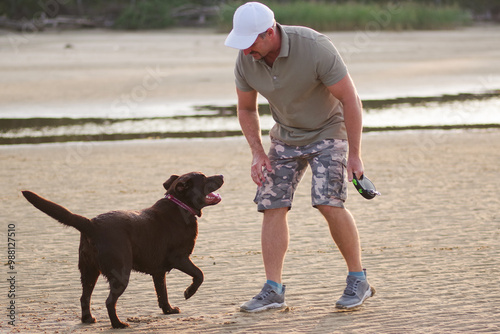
315;35;348;87
234;52;255;92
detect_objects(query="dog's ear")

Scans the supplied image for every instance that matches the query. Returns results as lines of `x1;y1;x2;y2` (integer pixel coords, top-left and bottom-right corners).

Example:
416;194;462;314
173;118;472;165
174;179;192;193
163;175;179;191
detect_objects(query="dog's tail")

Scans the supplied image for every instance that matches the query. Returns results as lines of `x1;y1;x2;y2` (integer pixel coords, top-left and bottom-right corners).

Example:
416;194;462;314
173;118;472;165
22;190;92;235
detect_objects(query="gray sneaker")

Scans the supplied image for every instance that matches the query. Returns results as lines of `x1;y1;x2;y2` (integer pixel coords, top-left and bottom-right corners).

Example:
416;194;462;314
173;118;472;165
240;283;286;312
335;270;375;309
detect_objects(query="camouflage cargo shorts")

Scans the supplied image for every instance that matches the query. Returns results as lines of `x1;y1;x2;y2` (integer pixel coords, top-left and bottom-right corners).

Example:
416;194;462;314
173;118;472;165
254;138;348;212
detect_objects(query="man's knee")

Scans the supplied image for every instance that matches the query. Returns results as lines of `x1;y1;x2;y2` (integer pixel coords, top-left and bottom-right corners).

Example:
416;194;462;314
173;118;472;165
263;207;289;217
316;204;344;214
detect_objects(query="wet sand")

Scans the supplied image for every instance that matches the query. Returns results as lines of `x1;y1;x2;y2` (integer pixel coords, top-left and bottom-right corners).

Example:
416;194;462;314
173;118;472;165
1;25;500;114
1;25;500;333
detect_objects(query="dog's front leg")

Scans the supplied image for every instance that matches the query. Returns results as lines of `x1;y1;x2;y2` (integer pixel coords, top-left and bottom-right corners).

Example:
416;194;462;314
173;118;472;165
152;273;180;314
174;257;204;300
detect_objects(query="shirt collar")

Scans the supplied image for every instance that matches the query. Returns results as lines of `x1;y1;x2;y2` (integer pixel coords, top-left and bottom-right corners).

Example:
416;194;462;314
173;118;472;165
252;23;290;64
276;23;290;58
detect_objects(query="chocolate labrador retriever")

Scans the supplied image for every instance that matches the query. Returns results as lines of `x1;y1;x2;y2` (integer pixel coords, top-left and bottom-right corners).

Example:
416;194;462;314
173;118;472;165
22;172;223;328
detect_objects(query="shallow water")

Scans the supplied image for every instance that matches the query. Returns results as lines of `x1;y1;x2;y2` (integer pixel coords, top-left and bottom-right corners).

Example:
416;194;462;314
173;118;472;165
1;91;499;145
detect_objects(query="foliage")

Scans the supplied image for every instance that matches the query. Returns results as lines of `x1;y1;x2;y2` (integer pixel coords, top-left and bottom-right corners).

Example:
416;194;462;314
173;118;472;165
114;0;181;30
1;0;492;30
1;0;128;19
218;1;473;31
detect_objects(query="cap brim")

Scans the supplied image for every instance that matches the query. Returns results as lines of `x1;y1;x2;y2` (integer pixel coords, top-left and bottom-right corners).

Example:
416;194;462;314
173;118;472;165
224;30;258;50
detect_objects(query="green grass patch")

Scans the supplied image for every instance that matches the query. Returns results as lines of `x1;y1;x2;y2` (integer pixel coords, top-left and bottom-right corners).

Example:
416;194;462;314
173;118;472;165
218;1;472;32
114;0;185;30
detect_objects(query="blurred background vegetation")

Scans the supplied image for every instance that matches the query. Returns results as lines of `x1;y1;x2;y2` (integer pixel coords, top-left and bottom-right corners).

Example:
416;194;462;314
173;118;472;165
1;0;499;31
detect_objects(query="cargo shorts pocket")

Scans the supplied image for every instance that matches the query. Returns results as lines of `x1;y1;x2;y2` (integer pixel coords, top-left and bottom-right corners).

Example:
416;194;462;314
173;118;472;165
325;160;347;201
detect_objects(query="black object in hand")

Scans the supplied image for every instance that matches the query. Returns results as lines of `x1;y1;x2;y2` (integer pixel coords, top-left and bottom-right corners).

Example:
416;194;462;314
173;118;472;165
352;174;381;200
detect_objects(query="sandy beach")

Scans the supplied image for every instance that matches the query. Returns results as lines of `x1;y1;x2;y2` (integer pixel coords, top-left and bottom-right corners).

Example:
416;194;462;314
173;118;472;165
1;25;500;333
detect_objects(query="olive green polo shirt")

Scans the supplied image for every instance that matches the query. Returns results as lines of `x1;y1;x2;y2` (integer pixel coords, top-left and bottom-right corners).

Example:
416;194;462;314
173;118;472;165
234;24;348;146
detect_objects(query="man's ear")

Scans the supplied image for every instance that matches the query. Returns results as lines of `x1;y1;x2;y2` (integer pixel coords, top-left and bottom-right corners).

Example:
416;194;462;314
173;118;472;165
163;175;179;191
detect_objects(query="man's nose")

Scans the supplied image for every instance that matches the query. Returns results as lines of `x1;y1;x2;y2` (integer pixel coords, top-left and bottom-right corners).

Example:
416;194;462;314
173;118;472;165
243;48;251;56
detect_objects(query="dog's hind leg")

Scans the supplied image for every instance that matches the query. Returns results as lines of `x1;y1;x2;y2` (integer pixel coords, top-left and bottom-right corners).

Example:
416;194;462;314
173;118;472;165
79;237;100;324
174;257;204;300
152;273;180;314
79;264;99;324
104;266;131;328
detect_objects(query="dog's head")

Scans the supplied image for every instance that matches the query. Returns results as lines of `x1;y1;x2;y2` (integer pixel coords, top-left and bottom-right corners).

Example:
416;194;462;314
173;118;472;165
163;172;224;217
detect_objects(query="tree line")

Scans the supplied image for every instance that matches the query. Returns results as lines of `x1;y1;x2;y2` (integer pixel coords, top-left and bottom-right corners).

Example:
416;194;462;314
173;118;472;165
1;0;498;31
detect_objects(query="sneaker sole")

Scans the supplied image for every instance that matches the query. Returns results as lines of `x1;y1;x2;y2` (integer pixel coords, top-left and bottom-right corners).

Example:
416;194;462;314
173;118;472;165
240;302;286;313
335;286;376;309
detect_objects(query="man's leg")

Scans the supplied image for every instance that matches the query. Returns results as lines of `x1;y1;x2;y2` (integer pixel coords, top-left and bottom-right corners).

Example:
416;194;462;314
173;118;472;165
240;207;289;312
241;139;306;312
317;205;375;309
316;205;362;272
261;207;289;283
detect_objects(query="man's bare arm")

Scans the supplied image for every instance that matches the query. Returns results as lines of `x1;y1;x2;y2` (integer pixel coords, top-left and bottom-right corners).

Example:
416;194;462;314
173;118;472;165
237;87;272;186
327;73;364;182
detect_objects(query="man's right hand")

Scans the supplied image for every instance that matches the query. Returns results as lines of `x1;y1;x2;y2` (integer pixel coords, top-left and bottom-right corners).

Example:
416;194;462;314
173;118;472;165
251;150;272;186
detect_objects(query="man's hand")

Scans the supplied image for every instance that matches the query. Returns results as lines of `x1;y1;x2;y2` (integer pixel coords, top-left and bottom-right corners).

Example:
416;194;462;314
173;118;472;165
251;150;272;186
347;155;364;183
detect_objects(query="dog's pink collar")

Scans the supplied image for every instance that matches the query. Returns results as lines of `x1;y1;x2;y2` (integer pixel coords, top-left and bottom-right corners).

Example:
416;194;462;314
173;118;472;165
165;194;198;216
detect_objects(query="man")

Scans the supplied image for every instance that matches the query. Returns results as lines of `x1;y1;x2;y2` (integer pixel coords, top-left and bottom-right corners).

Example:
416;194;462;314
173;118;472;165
224;2;375;312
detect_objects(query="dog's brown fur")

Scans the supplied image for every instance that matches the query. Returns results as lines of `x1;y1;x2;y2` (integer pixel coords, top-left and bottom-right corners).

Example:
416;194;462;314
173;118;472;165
22;172;223;328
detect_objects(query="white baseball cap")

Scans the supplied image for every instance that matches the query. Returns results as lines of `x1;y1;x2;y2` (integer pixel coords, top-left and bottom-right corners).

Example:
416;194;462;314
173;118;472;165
224;2;275;50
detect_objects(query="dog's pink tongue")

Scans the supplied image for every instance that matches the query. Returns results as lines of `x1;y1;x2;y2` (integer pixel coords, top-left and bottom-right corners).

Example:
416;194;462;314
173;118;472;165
205;192;221;205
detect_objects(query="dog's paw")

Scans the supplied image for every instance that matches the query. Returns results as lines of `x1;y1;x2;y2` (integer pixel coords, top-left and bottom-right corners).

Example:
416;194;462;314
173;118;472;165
163;306;180;314
81;315;97;324
111;321;130;329
184;287;197;300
